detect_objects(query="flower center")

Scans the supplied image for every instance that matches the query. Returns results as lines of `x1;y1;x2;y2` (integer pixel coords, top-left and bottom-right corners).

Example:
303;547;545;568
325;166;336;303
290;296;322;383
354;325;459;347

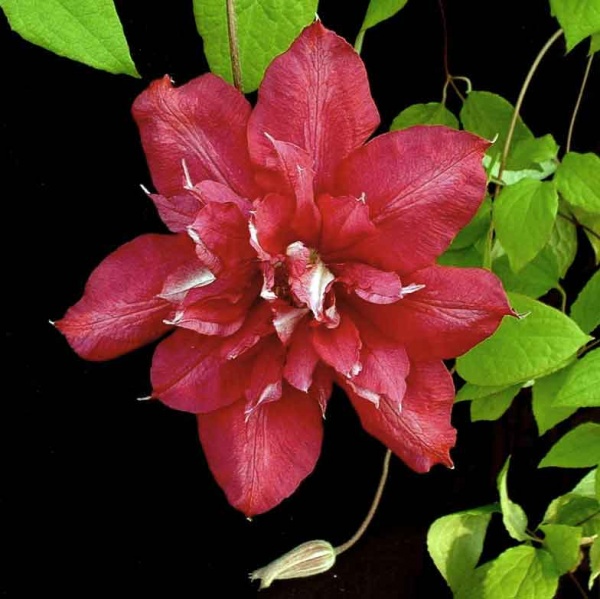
259;241;337;325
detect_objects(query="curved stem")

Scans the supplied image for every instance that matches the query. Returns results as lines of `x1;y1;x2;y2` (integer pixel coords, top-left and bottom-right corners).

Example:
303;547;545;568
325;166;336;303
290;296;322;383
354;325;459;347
335;449;392;556
497;29;563;185
558;211;600;240
566;52;594;153
568;572;589;599
226;0;243;91
556;283;568;313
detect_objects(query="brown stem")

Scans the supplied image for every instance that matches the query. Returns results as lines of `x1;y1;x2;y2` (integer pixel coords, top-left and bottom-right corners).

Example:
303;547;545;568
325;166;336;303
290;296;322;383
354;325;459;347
566;52;594;153
496;29;563;186
558;212;600;241
226;0;243;91
568;572;589;599
335;449;392;556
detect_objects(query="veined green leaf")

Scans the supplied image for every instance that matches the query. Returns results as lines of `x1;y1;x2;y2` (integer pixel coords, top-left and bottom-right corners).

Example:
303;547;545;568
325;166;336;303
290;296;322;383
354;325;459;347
437;245;484;268
497;457;529;542
532;367;578;435
553;349;600;408
590;538;599;590
494;179;558;272
539;524;582;575
539;422;600;469
550;0;600;51
391;102;458;130
571;468;598;498
570;269;600;334
548;214;578;277
456;383;515;403
457;293;590;386
471;386;521;422
555;152;600;214
1;0;139;76
507;134;559;171
492;250;559;299
460;91;532;167
427;505;498;593
544;492;600;527
451;198;492;250
483;546;559;599
360;0;409;32
193;0;318;92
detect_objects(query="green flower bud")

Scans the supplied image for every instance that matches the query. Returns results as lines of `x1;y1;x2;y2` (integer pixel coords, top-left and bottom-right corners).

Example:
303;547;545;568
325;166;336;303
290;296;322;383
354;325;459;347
250;540;336;589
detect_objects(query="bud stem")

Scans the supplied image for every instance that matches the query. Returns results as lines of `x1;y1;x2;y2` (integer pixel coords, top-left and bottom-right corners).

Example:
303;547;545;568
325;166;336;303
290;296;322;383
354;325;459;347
335;448;392;556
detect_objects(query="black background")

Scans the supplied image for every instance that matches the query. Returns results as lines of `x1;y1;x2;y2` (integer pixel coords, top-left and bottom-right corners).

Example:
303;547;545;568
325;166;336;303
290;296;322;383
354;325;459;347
3;1;598;597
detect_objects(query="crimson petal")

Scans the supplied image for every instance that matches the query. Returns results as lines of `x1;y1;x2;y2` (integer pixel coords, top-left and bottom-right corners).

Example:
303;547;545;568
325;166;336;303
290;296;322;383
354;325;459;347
197;387;323;516
133;74;258;198
56;234;195;361
317;194;377;259
312;312;362;378
335;127;490;273
354;265;512;360
248;22;379;192
348;361;456;472
151;329;248;413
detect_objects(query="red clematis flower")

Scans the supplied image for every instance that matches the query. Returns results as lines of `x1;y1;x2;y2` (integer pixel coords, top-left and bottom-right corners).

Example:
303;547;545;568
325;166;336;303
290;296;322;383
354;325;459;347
57;22;512;516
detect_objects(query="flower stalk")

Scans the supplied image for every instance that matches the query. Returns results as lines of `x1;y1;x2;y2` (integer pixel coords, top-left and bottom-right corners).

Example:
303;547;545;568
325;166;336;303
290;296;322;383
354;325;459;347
250;449;392;588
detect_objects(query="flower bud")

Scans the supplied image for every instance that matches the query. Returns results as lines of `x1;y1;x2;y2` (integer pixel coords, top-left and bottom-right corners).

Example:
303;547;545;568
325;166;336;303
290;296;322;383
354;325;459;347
250;540;336;589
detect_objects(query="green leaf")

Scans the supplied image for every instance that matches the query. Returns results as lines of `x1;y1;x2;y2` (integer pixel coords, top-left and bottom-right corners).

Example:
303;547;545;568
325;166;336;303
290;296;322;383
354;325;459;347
507;134;559;171
555;152;600;214
390;102;459;131
427;505;498;593
494;179;558;272
437;245;484;268
544;493;600;535
532;367;578;435
539;524;582;575
193;0;318;93
360;0;409;31
571;468;598;498
574;208;600;264
455;562;494;599
570;270;600;334
483;546;559;599
456;383;516;403
553;350;600;408
539;422;600;468
497;457;529;542
471;385;521;422
451;198;492;250
592;32;600;53
597;468;600;499
492;250;559;298
0;0;139;76
548;212;578;277
457;293;590;386
460;91;533;167
590;537;600;590
549;0;600;51
486;156;557;186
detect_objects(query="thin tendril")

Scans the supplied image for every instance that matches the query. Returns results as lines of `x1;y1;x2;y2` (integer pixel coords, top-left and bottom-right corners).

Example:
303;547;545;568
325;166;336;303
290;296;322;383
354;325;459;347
335;449;392;556
558;212;600;240
566;52;594;153
497;29;563;185
568;572;589;599
226;0;243;91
